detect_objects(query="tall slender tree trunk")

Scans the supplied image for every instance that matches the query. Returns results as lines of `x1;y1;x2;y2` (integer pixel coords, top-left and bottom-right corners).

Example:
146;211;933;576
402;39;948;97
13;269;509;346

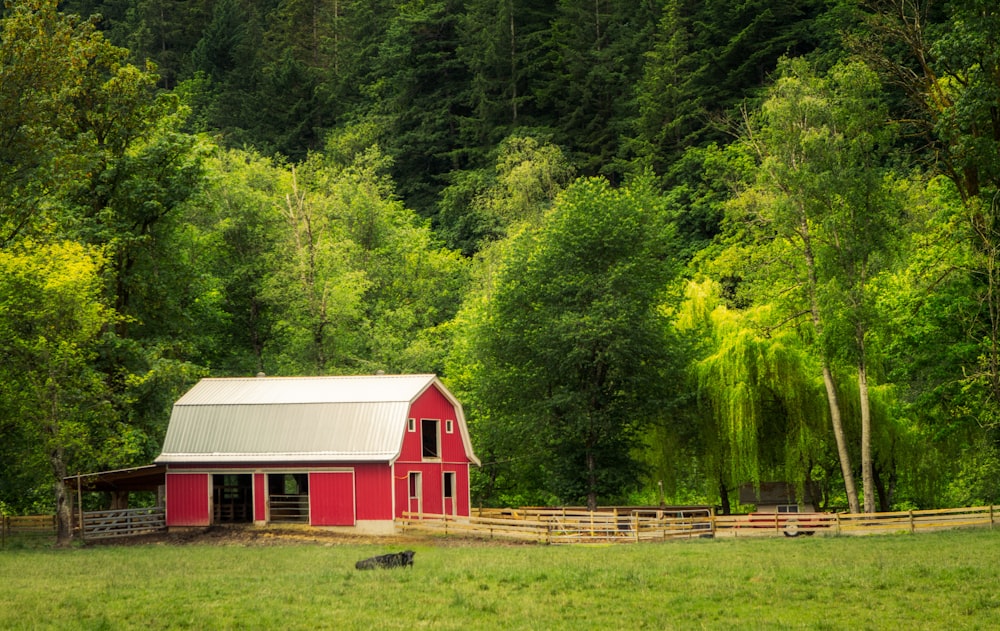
821;364;861;514
801;218;861;514
858;337;875;513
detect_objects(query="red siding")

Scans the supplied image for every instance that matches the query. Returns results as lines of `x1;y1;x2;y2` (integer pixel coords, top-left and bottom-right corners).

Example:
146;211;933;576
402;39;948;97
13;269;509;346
454;465;470;515
354;463;393;520
394;384;474;518
401;385;468;463
166;473;210;526
310;471;355;526
253;473;266;523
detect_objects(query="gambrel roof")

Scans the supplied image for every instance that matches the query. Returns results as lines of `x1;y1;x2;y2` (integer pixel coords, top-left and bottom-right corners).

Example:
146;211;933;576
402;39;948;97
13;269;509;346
155;374;478;465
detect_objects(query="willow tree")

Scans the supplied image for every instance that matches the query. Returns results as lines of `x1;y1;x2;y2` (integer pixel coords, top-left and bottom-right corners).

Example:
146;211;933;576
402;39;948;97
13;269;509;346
725;58;902;513
677;278;828;510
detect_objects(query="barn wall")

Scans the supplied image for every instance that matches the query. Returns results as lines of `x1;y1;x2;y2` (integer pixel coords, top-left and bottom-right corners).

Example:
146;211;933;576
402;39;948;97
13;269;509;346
165;472;210;526
392;463;470;518
394;385;474;518
253;472;266;524
401;385;465;462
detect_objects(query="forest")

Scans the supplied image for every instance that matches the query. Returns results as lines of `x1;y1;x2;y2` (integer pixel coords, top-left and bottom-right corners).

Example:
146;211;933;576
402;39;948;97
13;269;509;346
1;0;998;519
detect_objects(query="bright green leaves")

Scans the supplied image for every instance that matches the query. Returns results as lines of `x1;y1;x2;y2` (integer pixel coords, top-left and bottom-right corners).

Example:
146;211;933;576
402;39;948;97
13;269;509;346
193;146;469;377
717;58;906;511
0;241;115;541
462;176;681;508
678;279;827;492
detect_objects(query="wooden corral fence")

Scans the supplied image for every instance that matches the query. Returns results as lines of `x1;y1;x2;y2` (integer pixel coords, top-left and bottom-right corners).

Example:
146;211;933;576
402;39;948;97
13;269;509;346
2;514;57;547
79;506;166;540
1;508;166;546
397;505;998;543
398;507;714;544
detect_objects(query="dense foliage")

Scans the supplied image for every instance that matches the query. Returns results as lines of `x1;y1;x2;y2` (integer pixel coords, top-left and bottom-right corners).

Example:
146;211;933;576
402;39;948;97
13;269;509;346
2;0;999;530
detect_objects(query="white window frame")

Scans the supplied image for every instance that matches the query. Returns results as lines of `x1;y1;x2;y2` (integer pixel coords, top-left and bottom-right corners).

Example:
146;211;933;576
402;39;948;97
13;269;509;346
421;419;440;460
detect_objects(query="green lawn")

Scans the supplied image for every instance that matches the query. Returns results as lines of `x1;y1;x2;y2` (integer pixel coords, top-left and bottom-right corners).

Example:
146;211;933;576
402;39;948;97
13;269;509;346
2;529;999;630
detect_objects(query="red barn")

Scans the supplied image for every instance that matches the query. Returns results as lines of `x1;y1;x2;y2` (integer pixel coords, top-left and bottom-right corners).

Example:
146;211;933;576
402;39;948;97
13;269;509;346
154;374;479;534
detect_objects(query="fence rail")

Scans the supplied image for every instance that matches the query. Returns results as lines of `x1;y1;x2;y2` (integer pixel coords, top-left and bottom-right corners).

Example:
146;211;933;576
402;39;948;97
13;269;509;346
398;505;998;543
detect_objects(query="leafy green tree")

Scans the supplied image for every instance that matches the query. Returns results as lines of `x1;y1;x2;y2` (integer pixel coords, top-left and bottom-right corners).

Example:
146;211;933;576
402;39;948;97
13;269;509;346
0;242;115;544
675;278;829;510
437;134;574;255
859;0;1000;437
0;0;92;246
724;58;903;512
463;176;681;509
188;147;284;375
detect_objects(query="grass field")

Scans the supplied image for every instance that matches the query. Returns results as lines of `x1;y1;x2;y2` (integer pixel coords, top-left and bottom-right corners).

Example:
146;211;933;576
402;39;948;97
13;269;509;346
2;529;999;630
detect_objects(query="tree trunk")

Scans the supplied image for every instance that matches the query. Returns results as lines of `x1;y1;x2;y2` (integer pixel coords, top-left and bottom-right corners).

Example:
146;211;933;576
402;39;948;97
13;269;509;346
586;451;597;512
718;478;731;516
50;447;73;548
801;216;861;514
858;357;875;513
821;364;861;514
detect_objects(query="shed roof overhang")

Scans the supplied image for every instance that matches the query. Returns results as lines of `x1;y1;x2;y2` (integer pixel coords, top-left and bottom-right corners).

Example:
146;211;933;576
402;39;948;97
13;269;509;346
64;464;166;493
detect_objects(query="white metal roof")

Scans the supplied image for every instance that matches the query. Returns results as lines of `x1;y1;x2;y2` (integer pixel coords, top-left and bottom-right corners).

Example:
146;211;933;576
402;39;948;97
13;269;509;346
155;374;479;465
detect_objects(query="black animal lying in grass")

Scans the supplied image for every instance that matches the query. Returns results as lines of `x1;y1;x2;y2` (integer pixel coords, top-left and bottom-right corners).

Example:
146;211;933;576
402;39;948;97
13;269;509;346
355;550;415;570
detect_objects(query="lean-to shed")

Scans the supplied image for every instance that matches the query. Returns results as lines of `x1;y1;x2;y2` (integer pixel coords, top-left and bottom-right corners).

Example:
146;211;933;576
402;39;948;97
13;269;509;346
154;374;479;533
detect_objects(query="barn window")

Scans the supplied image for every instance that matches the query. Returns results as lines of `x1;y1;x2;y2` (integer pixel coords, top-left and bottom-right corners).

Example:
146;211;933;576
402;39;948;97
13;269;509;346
421;419;440;458
443;472;455;499
445;419;453;434
777;504;799;513
408;418;416;432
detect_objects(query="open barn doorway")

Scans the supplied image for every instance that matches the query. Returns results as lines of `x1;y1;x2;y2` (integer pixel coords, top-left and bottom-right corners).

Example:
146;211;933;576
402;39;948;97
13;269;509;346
268;473;310;523
212;474;253;524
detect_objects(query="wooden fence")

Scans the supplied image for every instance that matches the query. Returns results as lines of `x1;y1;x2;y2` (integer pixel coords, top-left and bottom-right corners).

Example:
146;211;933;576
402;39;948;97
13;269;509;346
1;515;57;547
1;507;166;546
397;505;998;543
398;507;715;543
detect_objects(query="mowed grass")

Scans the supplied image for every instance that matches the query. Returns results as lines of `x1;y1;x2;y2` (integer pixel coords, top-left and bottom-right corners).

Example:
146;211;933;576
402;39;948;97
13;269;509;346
2;529;999;630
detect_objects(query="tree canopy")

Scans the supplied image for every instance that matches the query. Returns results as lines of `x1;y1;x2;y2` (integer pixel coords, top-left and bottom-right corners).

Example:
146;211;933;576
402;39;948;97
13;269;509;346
2;0;999;523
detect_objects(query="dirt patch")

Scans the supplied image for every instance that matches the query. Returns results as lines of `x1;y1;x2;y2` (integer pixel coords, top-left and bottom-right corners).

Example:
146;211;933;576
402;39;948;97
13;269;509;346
83;525;528;548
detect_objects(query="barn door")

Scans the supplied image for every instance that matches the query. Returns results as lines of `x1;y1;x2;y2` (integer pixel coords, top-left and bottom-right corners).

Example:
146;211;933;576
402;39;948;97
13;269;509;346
443;471;456;516
408;472;422;515
309;471;355;526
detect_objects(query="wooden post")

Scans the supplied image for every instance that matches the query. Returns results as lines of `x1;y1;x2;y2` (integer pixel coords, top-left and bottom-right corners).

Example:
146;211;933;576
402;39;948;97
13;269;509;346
836;513;842;535
775;513;780;535
76;473;85;545
990;505;994;530
633;512;639;543
909;510;915;534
